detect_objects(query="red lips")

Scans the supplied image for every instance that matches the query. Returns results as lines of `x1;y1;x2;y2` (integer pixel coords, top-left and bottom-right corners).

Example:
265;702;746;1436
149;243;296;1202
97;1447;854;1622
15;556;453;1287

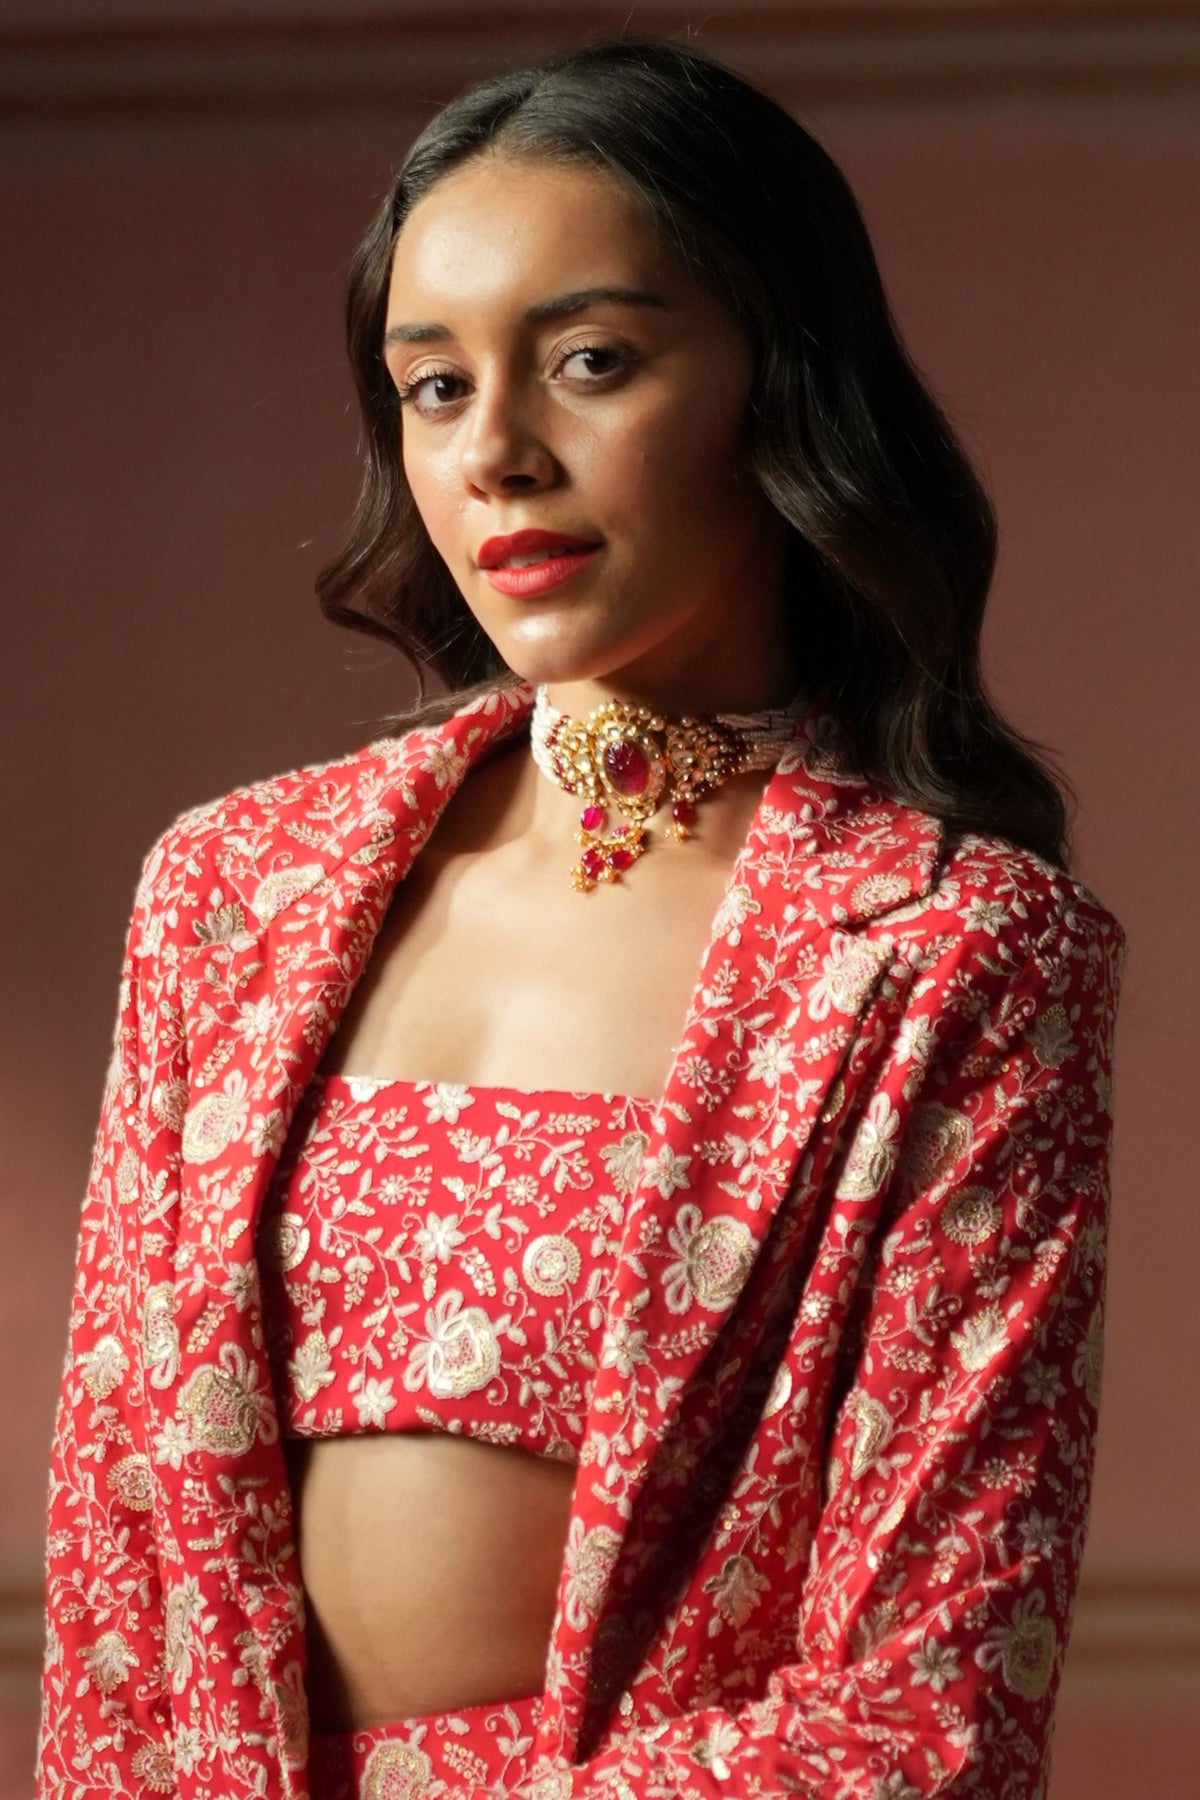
477;528;603;569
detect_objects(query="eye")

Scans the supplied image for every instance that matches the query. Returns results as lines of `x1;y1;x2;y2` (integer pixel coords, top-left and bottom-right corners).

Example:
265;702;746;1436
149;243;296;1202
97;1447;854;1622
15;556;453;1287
556;342;634;381
393;341;635;418
395;367;466;414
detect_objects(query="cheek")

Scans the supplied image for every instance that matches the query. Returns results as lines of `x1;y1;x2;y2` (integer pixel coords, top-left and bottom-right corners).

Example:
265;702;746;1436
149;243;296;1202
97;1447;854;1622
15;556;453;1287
605;389;754;535
401;439;456;555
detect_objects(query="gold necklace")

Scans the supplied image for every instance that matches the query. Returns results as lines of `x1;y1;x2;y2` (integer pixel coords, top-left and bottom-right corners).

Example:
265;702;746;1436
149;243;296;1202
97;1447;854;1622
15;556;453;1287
530;685;810;892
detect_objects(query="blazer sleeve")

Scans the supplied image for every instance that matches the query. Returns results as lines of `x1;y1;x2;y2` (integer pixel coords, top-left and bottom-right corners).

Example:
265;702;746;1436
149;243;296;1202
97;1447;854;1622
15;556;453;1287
518;887;1126;1800
37;849;177;1797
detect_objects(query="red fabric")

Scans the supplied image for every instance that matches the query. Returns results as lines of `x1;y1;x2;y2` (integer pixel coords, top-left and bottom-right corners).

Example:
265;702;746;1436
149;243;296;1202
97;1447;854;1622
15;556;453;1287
307;1691;544;1799
37;682;1125;1799
260;1071;654;1456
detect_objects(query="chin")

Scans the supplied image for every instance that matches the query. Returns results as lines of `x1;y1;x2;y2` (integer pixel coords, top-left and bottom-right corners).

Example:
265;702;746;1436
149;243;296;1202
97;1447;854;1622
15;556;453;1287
492;636;633;693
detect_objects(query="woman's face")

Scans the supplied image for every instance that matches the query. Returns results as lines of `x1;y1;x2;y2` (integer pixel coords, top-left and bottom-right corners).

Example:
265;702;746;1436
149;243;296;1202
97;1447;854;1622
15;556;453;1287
384;151;794;712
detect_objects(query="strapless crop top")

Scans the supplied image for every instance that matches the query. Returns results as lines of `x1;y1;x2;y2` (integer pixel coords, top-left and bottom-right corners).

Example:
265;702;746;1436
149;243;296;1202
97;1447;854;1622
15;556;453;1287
258;1072;656;1463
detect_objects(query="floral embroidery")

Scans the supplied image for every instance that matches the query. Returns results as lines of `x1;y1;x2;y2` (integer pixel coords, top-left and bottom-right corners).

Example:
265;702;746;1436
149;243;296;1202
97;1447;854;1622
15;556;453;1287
181;1087;246;1163
524;1234;584;1297
177;1344;276;1456
107;1453;154;1511
261;1209;309;1272
564;1520;624;1628
848;1391;895;1479
83;1630;136;1694
129;1743;176;1793
663;1206;755;1312
809;934;885;1018
1026;1000;1076;1068
940;1185;1001;1246
259;1074;649;1455
37;682;1124;1800
142;1282;181;1387
950;1303;1012;1373
80;1332;128;1399
837;1092;903;1200
362;1739;434;1799
406;1293;503;1400
253;863;327;924
901;1101;973;1189
976;1590;1058;1702
164;1578;205;1694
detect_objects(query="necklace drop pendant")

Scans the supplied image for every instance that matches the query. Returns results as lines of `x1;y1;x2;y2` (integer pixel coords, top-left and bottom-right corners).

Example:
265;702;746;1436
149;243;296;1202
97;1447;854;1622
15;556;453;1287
665;797;697;844
570;821;647;892
531;685;810;894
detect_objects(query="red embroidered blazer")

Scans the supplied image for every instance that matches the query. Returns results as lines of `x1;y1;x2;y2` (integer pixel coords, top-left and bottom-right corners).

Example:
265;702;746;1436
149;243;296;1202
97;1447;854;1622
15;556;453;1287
38;681;1126;1799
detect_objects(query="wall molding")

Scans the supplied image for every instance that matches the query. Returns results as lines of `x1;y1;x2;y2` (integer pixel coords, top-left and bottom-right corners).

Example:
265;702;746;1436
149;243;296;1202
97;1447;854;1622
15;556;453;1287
3;1572;1199;1677
1065;1573;1200;1671
0;1583;41;1676
2;3;1200;127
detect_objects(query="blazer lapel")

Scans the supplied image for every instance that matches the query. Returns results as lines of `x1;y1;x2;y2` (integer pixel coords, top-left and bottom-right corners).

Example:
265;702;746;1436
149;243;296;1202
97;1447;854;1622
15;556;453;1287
171;682;538;1347
541;710;945;1761
160;682;535;1786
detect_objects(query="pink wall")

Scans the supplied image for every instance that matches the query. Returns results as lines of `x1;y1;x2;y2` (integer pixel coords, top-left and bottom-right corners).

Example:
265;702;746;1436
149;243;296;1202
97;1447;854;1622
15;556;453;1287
3;83;1196;1800
831;122;1200;1579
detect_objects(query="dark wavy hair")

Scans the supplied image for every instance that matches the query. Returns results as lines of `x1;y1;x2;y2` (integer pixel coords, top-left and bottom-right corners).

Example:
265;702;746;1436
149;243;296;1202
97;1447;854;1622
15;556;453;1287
317;35;1073;869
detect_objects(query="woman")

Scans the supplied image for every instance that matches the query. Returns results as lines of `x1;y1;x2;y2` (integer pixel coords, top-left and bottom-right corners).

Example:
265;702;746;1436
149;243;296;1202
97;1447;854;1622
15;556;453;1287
38;36;1124;1800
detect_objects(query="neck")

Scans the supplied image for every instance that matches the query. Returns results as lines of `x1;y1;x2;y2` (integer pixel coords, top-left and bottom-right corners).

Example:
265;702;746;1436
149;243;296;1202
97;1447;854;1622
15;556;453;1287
540;620;804;722
543;670;802;721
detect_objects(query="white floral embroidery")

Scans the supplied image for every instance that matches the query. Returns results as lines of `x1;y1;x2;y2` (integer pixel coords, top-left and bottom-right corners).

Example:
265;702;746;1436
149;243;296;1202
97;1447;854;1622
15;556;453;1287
642;1144;692;1198
351;1374;396;1429
837;1093;902;1200
39;680;1124;1799
951;1304;1011;1373
422;1082;475;1124
908;1636;961;1693
746;1032;796;1086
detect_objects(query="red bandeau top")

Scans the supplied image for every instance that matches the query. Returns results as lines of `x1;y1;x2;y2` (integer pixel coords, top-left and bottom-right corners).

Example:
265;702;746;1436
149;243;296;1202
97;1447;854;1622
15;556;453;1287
257;1071;657;1464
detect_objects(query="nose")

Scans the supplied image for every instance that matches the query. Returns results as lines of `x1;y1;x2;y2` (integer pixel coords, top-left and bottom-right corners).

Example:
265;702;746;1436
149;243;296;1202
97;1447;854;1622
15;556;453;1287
458;371;559;496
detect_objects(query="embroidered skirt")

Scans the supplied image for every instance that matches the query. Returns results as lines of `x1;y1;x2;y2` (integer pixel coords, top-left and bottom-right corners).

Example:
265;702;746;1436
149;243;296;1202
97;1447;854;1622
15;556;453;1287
308;1690;546;1799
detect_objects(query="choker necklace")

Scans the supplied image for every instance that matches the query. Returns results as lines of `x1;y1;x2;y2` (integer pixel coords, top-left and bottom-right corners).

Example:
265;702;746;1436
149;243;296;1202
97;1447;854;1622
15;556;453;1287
531;684;810;892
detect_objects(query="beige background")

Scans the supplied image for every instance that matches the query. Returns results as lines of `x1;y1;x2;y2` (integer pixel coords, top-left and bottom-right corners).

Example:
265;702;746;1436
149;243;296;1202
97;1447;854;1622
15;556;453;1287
3;3;1197;1793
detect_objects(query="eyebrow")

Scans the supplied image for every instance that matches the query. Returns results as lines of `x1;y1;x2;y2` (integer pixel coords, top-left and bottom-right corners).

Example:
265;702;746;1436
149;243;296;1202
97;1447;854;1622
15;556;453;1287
383;286;670;348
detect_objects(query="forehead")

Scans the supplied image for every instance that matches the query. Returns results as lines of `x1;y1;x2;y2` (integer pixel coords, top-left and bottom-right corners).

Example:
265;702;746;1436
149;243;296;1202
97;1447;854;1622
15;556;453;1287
386;154;674;314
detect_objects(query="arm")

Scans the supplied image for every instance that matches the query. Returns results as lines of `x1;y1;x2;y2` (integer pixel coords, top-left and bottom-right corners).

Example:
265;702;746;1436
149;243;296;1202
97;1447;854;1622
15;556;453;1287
37;854;176;1797
519;888;1125;1799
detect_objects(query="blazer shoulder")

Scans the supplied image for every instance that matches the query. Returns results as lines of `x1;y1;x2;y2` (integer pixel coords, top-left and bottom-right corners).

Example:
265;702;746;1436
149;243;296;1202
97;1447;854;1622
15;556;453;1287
152;733;387;844
161;730;413;839
136;684;534;889
938;826;1125;950
128;726;424;927
125;683;535;939
880;824;1127;1017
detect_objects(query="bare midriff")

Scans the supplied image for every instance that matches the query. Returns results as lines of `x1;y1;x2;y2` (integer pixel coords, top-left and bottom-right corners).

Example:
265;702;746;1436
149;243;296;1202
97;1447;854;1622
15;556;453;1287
288;1433;578;1729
